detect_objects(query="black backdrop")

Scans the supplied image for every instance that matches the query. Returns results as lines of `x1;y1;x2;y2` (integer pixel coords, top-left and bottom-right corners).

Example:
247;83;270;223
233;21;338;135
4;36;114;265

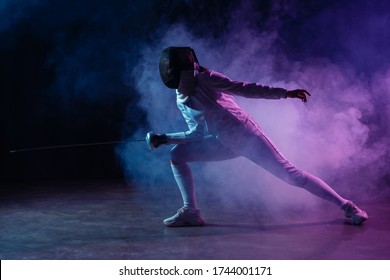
1;0;389;185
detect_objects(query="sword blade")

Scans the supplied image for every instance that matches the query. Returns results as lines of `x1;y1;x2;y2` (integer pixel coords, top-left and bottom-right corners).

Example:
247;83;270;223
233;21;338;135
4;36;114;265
9;138;145;153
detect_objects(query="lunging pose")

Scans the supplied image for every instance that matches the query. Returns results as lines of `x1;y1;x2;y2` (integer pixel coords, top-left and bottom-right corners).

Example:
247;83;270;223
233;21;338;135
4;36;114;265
147;46;368;227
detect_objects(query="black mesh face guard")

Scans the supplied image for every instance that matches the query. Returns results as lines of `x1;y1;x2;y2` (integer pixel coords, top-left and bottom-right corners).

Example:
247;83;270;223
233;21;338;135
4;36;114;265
159;47;198;89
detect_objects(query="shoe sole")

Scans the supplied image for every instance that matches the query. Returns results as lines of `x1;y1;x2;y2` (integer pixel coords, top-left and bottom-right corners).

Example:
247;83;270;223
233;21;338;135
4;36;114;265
351;215;368;225
164;219;205;227
345;211;368;225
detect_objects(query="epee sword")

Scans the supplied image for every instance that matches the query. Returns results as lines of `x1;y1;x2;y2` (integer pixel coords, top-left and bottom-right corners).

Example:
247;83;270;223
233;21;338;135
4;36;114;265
9;132;155;153
9;139;143;153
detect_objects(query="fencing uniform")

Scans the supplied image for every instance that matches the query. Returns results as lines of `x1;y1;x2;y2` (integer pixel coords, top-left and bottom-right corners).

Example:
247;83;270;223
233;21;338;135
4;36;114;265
155;47;367;226
165;69;346;211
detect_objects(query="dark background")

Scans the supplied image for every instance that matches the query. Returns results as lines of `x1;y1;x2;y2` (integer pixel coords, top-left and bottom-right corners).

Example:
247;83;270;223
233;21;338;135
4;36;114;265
1;0;389;186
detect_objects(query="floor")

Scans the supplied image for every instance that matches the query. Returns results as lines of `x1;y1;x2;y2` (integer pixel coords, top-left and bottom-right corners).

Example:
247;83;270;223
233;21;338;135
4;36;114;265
0;180;389;260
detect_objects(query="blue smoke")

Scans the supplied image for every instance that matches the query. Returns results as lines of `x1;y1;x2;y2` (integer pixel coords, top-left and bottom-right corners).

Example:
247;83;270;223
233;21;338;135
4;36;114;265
2;0;390;196
117;0;390;212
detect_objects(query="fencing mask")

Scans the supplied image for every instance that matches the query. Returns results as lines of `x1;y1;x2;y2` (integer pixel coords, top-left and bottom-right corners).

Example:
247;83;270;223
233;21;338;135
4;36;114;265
159;47;199;89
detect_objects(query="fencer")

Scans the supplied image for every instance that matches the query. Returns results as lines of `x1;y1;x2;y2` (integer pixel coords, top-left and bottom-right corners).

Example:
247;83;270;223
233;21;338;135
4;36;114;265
147;47;368;227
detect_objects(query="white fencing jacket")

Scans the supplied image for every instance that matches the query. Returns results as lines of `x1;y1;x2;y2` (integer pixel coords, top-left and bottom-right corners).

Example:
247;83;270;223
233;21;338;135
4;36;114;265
165;69;287;145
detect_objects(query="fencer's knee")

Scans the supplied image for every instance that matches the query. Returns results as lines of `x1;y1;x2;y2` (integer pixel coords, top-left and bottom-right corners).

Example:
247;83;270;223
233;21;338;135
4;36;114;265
284;168;308;187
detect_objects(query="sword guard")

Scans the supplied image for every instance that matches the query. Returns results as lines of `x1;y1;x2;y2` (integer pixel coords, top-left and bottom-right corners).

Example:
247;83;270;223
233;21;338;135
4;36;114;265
145;131;155;150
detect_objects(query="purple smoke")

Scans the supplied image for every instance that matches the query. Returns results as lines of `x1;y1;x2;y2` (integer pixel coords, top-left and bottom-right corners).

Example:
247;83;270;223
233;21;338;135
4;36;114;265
116;1;390;216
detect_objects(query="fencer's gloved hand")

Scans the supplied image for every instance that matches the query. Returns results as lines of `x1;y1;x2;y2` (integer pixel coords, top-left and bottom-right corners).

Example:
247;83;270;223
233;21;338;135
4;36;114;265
285;89;311;103
146;131;168;150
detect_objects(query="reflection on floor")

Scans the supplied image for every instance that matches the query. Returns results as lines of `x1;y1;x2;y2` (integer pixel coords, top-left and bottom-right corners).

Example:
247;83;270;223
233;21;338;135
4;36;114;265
0;180;389;260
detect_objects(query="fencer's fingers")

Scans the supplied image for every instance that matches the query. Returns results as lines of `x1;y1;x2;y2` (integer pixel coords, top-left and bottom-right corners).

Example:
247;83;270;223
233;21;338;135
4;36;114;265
293;89;310;95
299;90;310;102
299;92;308;103
286;89;310;102
297;92;305;100
298;89;311;96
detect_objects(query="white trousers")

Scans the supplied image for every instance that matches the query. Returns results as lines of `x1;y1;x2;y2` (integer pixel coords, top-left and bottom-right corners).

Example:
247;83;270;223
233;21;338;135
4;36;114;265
170;119;347;209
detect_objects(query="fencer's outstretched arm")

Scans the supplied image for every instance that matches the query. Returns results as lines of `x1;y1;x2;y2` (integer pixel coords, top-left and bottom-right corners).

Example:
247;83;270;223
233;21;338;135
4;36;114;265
206;70;286;99
206;70;310;102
